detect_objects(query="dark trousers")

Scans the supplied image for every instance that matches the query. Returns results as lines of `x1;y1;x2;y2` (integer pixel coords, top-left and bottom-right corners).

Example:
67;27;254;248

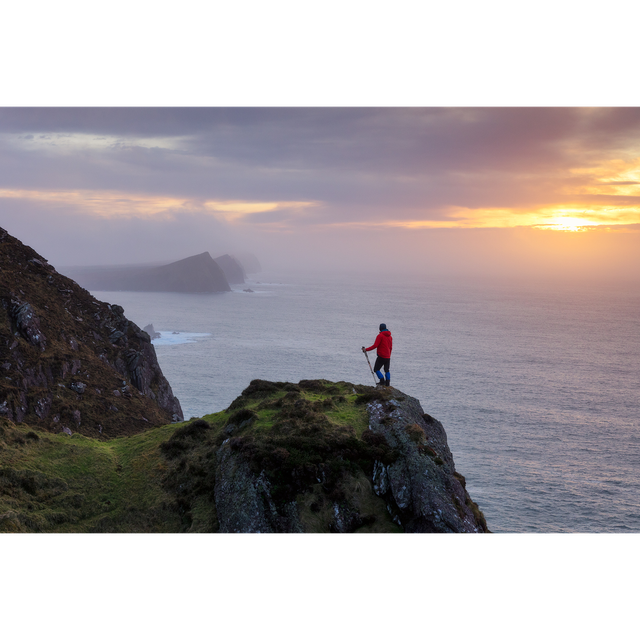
374;357;390;374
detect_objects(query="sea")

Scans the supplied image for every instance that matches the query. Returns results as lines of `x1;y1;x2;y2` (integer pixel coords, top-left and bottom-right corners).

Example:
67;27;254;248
90;271;640;533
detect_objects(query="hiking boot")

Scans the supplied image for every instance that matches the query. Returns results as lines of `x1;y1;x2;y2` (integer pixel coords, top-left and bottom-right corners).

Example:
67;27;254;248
385;379;391;387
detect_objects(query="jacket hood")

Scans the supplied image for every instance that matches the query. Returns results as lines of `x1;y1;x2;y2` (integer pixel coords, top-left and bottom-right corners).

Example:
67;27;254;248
380;330;391;336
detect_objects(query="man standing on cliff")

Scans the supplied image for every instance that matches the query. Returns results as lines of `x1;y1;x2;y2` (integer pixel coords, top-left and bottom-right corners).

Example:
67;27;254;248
362;324;393;387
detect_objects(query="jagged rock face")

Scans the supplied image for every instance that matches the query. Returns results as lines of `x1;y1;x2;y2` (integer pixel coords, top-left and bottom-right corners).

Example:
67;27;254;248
214;254;246;285
366;394;487;532
0;227;183;437
214;447;304;533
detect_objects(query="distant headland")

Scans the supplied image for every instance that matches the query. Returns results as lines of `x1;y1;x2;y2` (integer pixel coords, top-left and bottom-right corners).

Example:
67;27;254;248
63;251;261;293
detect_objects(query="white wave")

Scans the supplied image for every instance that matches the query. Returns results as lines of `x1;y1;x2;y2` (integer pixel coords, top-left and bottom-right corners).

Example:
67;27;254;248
152;331;211;346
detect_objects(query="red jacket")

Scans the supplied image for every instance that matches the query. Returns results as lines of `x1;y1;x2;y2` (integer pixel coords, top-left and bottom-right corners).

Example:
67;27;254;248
365;331;392;358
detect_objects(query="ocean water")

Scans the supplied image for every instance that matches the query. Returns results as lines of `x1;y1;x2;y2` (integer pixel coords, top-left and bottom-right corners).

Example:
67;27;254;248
91;272;640;533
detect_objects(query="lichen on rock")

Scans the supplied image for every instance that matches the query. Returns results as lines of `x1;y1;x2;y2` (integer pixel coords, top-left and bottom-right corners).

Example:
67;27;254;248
365;391;487;532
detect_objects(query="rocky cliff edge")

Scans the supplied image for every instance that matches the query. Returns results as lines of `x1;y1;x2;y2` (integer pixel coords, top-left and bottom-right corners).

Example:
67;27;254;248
0;378;488;533
161;379;489;533
0;227;183;438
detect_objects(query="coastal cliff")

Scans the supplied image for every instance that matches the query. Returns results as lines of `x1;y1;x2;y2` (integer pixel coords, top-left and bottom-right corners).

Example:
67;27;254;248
0;227;183;438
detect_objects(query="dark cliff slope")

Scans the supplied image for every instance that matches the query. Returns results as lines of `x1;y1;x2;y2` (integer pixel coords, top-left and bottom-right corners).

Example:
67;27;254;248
214;254;246;284
0;227;183;438
65;252;231;293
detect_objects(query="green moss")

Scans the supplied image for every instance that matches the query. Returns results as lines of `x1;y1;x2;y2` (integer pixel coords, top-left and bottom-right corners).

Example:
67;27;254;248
404;423;426;444
198;381;398;510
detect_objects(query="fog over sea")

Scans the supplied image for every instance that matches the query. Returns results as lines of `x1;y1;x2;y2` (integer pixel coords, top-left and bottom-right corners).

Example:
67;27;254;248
91;272;640;533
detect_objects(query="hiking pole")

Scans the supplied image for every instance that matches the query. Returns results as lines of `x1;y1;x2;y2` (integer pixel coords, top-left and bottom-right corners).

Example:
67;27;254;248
362;347;378;385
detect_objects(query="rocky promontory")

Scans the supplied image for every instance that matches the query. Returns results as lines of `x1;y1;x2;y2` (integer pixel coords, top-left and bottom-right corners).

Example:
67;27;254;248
165;379;488;533
0;378;488;533
0;227;183;438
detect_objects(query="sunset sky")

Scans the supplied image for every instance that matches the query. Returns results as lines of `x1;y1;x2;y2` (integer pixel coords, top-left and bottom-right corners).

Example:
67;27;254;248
2;107;640;280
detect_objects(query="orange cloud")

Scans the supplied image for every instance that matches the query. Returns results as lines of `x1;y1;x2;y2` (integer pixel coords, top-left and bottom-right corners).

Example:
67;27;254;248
0;188;191;218
567;157;640;197
0;188;317;223
320;205;640;233
203;199;318;222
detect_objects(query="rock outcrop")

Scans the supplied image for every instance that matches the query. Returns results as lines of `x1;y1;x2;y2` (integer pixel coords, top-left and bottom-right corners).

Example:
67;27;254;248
0;227;183;437
0;377;488;533
160;380;489;533
65;252;231;293
365;391;485;532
